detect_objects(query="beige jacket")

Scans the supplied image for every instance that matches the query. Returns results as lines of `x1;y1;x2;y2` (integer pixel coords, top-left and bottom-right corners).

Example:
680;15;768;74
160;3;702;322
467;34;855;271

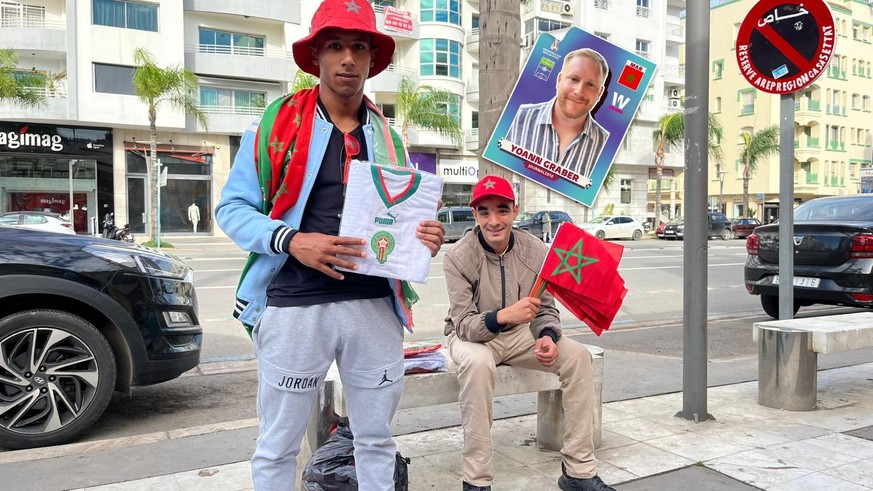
443;227;562;343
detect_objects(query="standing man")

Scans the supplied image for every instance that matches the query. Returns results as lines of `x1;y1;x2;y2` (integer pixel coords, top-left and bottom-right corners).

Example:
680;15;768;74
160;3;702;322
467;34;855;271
543;211;553;243
504;48;610;182
187;202;200;233
443;175;614;491
216;1;445;489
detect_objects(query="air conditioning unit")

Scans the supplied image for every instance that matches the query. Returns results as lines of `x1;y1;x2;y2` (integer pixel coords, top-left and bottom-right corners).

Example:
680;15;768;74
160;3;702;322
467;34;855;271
669;98;681;108
670;88;681;98
562;2;573;15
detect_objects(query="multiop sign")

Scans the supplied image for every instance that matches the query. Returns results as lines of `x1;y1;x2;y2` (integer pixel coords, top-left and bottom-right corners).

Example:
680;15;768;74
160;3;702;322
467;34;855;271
735;0;835;94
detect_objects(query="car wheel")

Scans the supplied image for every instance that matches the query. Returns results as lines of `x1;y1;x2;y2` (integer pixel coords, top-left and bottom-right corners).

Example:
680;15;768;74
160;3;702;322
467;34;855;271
595;230;606;240
632;229;643;241
721;229;732;240
760;295;800;319
0;310;116;449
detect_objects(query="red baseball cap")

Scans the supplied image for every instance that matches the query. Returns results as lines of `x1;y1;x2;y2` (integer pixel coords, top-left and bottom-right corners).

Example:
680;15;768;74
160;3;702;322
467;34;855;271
292;0;396;79
470;176;516;208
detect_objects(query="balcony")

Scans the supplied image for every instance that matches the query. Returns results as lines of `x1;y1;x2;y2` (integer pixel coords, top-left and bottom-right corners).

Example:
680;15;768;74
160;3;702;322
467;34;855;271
466;28;479;55
373;5;419;41
187;104;265;133
794;137;820;161
636;6;651;18
185;45;294;82
666;22;684;45
466;78;478;104
0;18;66;53
662;64;685;85
0;86;68;121
794;171;819;191
465;128;479;152
182;0;299;24
370;64;418;94
406;127;461;150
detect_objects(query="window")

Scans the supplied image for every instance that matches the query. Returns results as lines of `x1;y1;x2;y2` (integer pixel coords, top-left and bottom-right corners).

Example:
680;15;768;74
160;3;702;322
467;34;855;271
472;14;479;29
852;93;860;109
420;0;461;25
594;31;610;41
620;179;632;204
714;96;722;113
92;0;158;32
471;111;478;129
436;95;461;125
864;95;871;111
523;17;569;47
420;39;462;78
635;39;649;59
712;59;724;79
452;209;473;222
198;28;265;56
200;88;266;114
636;0;649;18
94;63;135;95
594;0;610;10
739;90;754;115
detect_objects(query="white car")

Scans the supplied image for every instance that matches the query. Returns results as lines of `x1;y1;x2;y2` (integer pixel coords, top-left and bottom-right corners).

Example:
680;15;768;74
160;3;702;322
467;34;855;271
579;215;645;240
0;211;76;234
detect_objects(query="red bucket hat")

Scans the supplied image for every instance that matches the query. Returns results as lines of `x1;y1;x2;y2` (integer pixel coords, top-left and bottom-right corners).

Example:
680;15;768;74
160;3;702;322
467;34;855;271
470;176;516;208
292;0;396;79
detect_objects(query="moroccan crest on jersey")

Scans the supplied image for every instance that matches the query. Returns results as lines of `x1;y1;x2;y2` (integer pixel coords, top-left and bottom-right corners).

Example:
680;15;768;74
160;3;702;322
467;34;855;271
371;231;396;264
370;166;422;209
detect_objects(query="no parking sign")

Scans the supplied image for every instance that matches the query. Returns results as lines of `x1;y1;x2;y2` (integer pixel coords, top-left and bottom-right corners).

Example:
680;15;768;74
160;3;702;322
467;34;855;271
735;0;835;94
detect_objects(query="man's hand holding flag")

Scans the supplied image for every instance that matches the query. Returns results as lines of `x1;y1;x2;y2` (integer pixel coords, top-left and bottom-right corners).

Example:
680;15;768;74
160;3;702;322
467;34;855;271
530;222;627;335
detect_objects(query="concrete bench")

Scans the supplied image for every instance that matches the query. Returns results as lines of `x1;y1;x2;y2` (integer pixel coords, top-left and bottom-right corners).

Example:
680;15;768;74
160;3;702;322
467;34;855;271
753;312;873;411
297;344;604;473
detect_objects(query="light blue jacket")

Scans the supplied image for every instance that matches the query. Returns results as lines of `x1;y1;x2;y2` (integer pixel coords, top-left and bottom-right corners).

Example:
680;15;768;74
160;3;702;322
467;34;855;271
215;113;412;331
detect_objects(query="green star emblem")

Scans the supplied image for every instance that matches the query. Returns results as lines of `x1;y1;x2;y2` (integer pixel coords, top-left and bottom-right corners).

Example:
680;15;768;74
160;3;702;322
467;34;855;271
285;98;298;108
293;113;302;127
624;73;636;83
270;137;284;154
551;238;598;284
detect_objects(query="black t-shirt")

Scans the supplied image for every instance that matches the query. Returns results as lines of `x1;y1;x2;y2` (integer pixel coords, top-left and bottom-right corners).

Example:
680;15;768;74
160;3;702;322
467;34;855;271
267;98;392;307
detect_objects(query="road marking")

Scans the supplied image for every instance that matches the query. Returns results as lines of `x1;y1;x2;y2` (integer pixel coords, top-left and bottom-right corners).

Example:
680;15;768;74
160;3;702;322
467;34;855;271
620;262;745;271
195;285;237;290
182;257;248;261
194;268;244;273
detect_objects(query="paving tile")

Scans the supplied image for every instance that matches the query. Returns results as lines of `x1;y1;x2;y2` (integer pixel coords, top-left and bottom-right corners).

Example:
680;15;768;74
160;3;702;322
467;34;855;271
595;442;695;477
602;404;637;423
603;415;693;442
644;431;749;461
821;458;873;488
705;449;815;489
845;424;873;442
804;433;873;459
598;429;638;451
606;396;681;418
756;422;832;442
694;423;793;450
173;463;253;491
769;471;871;491
758;440;861;471
395;426;465;457
617;464;759;491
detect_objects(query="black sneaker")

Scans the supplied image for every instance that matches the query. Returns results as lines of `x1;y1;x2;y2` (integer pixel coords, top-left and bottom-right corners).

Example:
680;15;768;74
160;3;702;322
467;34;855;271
558;463;616;491
462;482;492;491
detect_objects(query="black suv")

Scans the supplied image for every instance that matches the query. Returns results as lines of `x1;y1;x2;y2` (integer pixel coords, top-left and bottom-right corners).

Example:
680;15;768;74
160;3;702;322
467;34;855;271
662;212;732;240
514;210;574;239
0;227;201;449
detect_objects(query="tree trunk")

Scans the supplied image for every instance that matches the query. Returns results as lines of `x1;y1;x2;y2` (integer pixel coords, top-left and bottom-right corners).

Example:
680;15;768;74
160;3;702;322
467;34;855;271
479;0;520;192
742;163;751;218
148;106;158;242
654;147;664;225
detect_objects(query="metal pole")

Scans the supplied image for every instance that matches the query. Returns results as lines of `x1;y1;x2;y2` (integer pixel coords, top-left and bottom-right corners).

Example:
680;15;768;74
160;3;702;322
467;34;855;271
778;94;795;319
680;0;710;422
718;172;725;214
156;159;162;248
68;160;74;232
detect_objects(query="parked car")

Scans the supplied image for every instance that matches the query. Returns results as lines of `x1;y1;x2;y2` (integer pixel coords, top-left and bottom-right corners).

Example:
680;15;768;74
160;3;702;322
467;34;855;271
579;215;645;240
514;210;574;239
0;227;202;449
730;218;761;239
0;211;75;235
661;213;733;240
743;194;873;318
437;206;476;242
744;195;873;318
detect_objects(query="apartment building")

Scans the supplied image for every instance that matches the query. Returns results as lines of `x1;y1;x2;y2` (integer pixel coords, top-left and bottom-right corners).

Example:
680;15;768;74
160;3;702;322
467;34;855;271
708;0;873;222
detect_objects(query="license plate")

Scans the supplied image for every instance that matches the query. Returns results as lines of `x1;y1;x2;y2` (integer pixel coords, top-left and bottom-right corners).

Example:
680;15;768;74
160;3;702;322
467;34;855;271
772;276;820;288
665;230;675;235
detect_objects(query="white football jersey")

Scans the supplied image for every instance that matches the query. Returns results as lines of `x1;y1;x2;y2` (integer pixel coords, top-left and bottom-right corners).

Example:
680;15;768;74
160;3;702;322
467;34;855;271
338;161;443;283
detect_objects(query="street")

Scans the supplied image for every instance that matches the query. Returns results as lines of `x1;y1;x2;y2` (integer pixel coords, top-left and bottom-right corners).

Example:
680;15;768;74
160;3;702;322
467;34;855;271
4;235;871;491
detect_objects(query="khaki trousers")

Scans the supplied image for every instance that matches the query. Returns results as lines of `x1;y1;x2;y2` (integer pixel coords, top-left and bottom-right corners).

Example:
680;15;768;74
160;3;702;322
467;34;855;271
448;328;596;487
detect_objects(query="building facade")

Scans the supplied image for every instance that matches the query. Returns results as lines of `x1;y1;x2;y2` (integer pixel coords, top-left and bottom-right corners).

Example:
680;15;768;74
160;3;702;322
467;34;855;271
708;0;873;222
2;0;692;237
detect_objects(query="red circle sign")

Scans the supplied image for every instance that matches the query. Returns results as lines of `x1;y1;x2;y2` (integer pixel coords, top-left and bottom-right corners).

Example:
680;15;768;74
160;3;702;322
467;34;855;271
735;0;835;94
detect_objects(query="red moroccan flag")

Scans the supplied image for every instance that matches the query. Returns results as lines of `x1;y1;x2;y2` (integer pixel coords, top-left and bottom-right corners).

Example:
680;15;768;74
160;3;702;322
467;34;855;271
532;222;627;335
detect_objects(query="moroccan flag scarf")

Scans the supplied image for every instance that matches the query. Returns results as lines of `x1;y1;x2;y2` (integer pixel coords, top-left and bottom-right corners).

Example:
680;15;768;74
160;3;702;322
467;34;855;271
254;86;400;219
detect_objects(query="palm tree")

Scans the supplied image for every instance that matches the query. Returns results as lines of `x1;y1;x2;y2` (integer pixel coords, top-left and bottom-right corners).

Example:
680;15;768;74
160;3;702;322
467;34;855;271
395;76;463;149
0;48;46;107
652;112;723;222
290;69;317;93
739;125;779;217
131;47;208;243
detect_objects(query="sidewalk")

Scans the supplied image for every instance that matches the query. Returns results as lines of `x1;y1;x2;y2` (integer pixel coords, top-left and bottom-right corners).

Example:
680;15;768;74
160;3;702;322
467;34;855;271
71;361;873;491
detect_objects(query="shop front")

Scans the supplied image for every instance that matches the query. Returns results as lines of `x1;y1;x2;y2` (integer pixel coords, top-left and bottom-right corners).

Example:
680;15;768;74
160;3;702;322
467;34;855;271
0;123;113;234
124;142;213;235
438;158;479;206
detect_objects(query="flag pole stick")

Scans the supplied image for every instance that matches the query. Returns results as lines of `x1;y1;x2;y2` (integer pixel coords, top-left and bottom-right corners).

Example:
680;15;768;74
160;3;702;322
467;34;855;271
530;277;547;298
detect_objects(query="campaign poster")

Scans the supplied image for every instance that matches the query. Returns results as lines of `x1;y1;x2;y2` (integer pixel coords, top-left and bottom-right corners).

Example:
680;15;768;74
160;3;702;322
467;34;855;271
482;27;657;207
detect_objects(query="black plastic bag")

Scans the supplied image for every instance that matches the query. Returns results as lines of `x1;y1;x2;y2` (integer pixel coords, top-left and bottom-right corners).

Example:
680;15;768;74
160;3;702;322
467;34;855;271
302;425;410;491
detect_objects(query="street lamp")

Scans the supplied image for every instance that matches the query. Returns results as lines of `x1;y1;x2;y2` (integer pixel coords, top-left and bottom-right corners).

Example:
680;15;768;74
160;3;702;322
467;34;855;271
68;159;77;232
717;171;727;214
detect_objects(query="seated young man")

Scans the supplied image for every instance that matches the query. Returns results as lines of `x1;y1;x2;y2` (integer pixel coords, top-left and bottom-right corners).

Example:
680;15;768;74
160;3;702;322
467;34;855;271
443;175;614;491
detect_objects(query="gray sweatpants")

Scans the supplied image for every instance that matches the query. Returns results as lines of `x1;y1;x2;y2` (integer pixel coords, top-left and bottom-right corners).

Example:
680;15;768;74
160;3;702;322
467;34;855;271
251;297;405;491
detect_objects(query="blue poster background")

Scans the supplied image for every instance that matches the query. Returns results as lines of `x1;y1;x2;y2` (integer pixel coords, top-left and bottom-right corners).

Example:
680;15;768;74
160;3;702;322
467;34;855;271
482;27;657;207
